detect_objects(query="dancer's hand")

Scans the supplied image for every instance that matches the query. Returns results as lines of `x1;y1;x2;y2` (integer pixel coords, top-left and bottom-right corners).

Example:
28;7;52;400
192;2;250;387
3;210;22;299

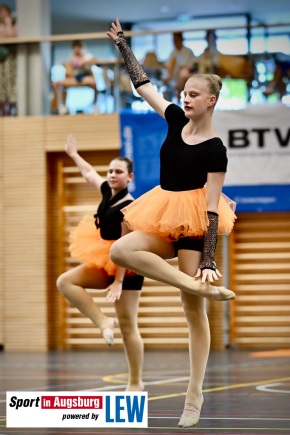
107;18;123;42
194;267;222;284
104;280;122;303
65;134;78;156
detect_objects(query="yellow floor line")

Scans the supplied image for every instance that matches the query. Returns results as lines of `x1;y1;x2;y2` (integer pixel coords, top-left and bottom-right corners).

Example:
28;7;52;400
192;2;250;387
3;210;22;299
149;376;290;401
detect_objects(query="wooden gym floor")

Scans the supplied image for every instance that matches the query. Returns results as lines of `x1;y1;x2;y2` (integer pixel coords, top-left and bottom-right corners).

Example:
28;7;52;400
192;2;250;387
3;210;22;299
0;348;290;434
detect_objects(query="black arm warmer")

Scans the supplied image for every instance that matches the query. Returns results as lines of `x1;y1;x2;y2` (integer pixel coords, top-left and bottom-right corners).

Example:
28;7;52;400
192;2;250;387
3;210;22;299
114;31;150;89
199;211;219;271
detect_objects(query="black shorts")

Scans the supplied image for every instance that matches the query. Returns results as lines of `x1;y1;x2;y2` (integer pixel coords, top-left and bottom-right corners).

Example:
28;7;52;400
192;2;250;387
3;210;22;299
173;236;204;256
75;72;91;82
109;274;144;290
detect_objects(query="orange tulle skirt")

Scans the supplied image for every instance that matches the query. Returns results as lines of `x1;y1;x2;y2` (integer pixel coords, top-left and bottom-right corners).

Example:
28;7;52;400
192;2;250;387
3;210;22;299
69;215;135;276
121;186;237;241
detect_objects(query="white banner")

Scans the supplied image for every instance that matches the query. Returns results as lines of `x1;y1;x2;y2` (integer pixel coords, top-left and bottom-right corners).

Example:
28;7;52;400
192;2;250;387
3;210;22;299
213;103;290;186
6;391;148;428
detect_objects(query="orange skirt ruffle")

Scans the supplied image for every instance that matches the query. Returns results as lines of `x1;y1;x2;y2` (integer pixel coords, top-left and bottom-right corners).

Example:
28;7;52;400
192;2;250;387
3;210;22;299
121;186;236;241
69;215;135;276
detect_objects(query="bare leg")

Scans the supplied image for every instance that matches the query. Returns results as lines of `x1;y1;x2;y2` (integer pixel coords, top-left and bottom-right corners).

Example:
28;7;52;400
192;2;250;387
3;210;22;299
114;290;144;391
52;80;70;114
264;63;285;98
56;264;116;345
110;231;235;301
178;250;209;427
81;76;98;112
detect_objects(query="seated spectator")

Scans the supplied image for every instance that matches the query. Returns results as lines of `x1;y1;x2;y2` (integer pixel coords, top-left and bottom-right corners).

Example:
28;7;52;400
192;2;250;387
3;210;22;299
263;53;290;99
52;40;98;114
178;31;219;97
0;3;16;36
164;32;196;101
178;30;254;101
0;3;17;116
141;51;165;95
142;51;163;80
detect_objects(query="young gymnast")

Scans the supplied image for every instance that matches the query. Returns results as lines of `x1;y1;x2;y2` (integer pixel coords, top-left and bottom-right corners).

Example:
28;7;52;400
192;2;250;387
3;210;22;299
56;134;144;390
107;18;237;426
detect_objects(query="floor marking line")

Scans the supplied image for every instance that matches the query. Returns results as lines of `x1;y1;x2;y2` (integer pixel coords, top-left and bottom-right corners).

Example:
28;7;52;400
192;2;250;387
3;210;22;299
82;377;190;391
147;427;290;431
256;383;290;394
103;374;189;385
148;376;290;401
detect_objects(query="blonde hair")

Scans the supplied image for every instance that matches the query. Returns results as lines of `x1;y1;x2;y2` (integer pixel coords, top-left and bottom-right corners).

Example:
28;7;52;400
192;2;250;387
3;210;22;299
189;73;222;105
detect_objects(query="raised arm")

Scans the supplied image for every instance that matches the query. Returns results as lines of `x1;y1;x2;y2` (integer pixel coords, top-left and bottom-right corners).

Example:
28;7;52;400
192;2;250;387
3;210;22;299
107;18;170;118
65;134;105;191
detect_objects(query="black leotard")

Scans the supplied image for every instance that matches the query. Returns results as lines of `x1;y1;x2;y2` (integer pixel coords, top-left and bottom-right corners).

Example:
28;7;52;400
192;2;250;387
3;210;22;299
95;181;144;288
94;181;132;240
160;104;228;192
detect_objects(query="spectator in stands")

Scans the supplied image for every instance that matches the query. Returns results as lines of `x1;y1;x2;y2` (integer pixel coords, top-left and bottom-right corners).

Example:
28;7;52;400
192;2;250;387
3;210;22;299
0;3;17;116
142;51;163;81
263;53;290;99
179;30;254;102
0;3;16;36
52;40;98;114
177;31;219;100
164;32;196;101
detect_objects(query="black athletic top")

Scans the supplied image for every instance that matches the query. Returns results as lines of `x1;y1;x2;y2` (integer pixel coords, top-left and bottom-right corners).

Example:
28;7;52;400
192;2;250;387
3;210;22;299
94;181;132;240
160;104;228;192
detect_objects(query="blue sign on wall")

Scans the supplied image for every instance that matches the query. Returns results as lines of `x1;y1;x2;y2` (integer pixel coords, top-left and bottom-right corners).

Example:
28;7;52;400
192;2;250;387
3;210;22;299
120;110;167;199
223;185;290;212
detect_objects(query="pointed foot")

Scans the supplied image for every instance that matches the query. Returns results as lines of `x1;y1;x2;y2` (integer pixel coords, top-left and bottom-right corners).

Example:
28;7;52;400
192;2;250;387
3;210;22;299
211;286;236;301
101;317;117;346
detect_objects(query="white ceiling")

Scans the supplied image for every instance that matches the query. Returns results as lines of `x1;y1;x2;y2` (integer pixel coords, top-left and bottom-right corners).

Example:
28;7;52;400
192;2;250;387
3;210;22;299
6;0;290;34
49;0;290;26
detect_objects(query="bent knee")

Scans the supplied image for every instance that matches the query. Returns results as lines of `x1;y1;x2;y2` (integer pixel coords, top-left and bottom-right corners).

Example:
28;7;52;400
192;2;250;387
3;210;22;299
56;273;69;295
110;240;126;265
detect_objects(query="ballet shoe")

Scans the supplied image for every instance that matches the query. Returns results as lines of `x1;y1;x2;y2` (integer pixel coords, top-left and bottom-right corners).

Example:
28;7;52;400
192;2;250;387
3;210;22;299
178;402;201;428
211;286;236;301
101;317;117;346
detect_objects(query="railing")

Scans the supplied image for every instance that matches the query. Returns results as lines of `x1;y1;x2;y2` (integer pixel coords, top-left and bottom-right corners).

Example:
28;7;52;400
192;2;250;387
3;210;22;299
0;22;290;116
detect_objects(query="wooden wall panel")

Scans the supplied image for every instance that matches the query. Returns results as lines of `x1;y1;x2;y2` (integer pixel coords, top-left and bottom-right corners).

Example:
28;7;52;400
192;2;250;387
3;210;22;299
2;117;47;351
230;212;290;348
44;114;120;152
0;114;121;351
208;239;226;350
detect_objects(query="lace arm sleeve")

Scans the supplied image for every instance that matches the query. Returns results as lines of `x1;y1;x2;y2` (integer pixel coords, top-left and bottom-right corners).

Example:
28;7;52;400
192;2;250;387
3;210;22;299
114;31;150;89
199;211;219;271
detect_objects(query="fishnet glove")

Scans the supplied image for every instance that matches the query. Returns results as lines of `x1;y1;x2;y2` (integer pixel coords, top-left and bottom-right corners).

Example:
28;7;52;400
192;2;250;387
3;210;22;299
199;211;219;271
115;31;150;89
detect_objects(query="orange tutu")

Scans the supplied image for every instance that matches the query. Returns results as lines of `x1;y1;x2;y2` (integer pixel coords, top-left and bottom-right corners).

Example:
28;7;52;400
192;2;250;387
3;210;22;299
121;186;236;241
69;215;135;276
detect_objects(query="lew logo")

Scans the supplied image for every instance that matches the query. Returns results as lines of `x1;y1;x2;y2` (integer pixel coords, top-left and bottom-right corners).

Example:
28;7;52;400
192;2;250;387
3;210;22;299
105;395;146;423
